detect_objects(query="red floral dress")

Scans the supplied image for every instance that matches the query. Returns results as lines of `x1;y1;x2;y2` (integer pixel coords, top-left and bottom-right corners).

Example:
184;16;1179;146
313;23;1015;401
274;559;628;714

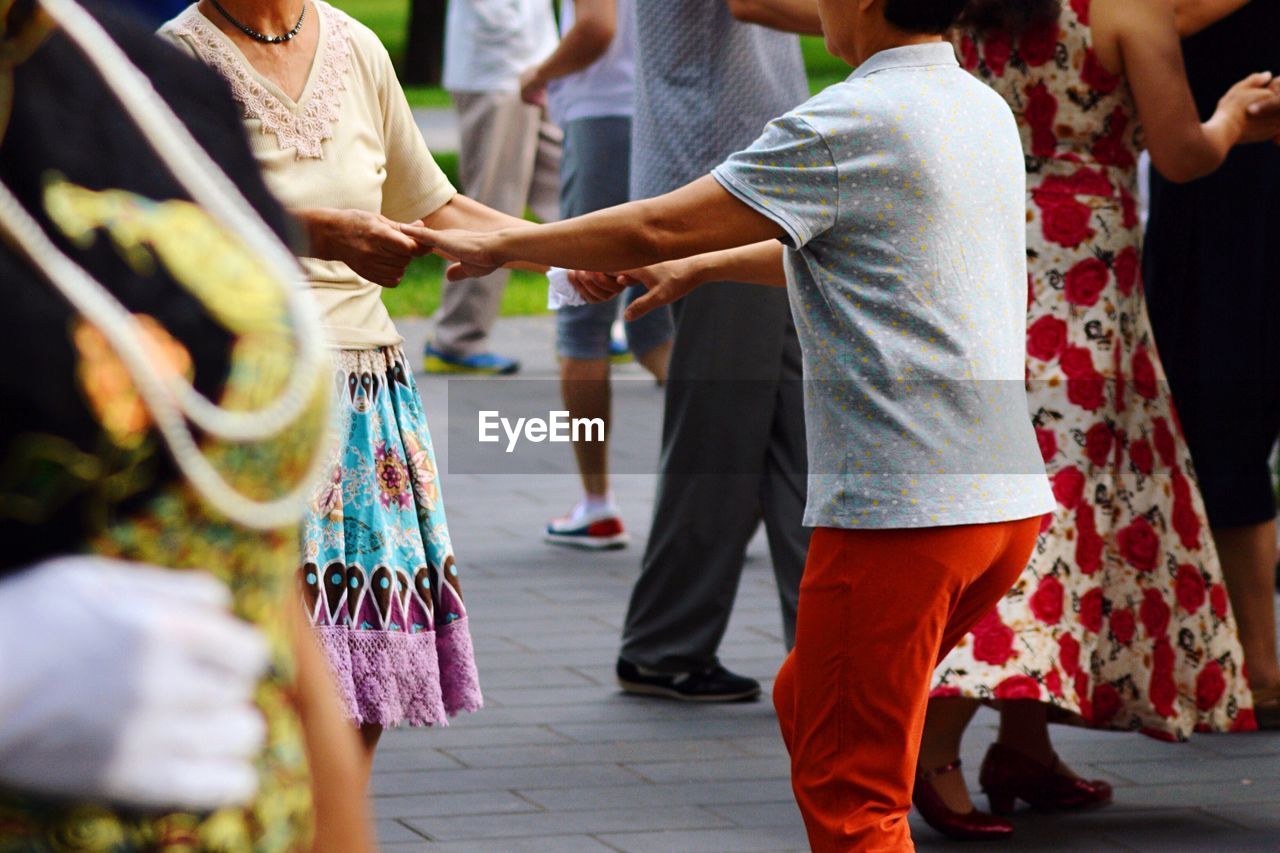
933;0;1255;737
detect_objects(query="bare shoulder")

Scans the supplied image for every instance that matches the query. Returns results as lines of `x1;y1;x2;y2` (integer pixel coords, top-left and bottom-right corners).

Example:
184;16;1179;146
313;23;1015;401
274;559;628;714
1090;0;1177;73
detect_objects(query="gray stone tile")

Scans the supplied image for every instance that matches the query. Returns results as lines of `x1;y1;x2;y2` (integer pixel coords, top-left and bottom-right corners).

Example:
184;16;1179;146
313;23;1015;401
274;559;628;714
441;737;748;769
548;714;780;744
372;790;539;820
597;827;809;853
628;756;791;784
1192;731;1280;758
379;724;570;750
705;800;804;828
516;779;793;812
414;836;615;852
463;665;598;690
371;748;466;772
1203;804;1280;831
370;764;644;797
401;806;732;841
1098;778;1280;808
477;685;618;707
1096;756;1279;785
375;818;429;843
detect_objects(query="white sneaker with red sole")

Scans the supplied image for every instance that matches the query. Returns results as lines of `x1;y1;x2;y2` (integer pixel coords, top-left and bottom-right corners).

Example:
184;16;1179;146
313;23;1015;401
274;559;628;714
545;504;630;550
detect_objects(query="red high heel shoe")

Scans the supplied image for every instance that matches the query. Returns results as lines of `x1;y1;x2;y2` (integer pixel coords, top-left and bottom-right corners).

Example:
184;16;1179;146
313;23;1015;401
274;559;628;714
979;743;1113;815
913;759;1015;842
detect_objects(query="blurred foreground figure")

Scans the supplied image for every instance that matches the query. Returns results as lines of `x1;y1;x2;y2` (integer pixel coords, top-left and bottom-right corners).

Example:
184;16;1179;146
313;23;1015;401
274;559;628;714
0;0;370;848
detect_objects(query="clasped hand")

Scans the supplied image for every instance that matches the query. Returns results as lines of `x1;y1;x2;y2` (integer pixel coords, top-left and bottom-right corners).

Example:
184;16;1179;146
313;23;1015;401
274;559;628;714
566;262;700;321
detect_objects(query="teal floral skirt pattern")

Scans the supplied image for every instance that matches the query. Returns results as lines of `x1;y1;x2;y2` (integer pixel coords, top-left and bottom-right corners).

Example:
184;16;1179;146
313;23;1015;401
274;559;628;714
301;346;481;726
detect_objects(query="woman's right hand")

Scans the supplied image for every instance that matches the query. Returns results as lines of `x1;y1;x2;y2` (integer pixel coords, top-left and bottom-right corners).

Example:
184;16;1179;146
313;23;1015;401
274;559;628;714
299;208;422;287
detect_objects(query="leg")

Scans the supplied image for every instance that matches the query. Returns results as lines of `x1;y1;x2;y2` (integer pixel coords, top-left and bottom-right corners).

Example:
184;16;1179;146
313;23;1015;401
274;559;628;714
781;521;1036;852
357;722;383;788
560;355;612;497
432;91;544;359
996;700;1055;762
620;281;793;673
1215;519;1280;691
553;118;638;506
634;339;671;383
917;697;982;812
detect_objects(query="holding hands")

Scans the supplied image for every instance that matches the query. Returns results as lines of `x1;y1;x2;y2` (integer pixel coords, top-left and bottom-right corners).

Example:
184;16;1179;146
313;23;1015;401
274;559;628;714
297;207;428;287
569;260;704;321
1218;71;1280;144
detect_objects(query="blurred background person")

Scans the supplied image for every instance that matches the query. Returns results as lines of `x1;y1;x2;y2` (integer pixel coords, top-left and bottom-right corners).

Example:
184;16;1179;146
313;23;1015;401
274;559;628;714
916;0;1279;841
611;0;822;703
1145;0;1280;730
518;0;674;550
425;0;561;375
0;0;370;847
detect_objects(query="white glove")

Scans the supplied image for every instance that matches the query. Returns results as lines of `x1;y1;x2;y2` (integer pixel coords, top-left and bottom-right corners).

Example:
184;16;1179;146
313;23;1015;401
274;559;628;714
0;556;270;811
546;267;588;309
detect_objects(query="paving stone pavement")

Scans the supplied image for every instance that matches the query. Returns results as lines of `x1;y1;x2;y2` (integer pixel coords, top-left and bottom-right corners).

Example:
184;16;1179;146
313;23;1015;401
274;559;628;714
375;314;1280;852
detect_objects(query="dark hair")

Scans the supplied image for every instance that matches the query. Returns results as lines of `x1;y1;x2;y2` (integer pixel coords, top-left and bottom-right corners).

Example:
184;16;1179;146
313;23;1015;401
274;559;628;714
884;0;970;34
956;0;1062;35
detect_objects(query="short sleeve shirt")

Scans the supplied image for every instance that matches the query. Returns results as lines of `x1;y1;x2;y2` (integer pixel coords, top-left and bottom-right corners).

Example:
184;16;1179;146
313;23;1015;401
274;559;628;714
631;0;809;199
712;43;1054;529
163;2;456;349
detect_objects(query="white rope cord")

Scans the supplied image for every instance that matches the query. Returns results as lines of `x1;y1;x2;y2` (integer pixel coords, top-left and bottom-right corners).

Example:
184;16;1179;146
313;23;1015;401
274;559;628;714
0;179;332;529
0;0;335;529
40;0;327;444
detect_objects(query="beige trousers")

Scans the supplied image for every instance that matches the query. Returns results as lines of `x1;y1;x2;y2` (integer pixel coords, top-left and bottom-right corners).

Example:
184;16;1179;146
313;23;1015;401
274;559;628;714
431;90;562;357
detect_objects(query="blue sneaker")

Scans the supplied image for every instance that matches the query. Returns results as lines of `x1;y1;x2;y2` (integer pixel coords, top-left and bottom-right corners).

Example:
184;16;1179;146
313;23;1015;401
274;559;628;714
423;346;520;376
607;337;631;365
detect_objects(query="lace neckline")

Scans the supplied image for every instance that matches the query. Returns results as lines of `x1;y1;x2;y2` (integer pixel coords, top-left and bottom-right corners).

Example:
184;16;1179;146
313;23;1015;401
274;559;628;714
174;1;351;159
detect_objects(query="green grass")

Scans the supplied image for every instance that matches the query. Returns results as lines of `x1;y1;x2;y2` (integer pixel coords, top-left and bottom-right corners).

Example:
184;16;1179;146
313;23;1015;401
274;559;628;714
334;0;852;317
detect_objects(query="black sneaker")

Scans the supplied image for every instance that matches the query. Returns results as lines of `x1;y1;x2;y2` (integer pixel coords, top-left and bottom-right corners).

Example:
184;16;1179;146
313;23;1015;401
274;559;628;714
616;658;761;703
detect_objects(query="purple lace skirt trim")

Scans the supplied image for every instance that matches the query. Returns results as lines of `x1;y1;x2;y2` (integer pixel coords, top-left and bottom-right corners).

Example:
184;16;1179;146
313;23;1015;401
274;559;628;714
316;616;482;727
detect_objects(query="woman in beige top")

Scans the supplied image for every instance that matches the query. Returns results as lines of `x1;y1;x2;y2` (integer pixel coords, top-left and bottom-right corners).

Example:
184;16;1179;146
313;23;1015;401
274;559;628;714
162;0;518;784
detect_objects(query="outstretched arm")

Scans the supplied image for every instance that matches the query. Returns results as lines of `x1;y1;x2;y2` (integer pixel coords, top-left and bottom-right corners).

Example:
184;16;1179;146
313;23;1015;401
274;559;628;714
571;241;787;320
406;176;786;280
1101;0;1278;182
726;0;824;36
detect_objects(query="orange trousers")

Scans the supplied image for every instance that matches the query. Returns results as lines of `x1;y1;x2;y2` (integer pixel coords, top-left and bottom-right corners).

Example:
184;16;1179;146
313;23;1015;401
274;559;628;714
773;517;1043;852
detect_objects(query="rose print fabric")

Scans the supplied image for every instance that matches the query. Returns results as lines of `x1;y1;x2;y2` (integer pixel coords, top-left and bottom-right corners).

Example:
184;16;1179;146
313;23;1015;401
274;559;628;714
933;1;1255;737
302;346;481;727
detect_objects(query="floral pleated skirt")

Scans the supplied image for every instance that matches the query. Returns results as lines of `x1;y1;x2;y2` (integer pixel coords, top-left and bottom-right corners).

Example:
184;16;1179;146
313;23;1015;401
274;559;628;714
301;346;481;726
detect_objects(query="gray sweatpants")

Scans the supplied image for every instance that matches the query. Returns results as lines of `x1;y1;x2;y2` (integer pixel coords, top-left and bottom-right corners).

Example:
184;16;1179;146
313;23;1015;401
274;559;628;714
619;280;810;673
432;90;562;357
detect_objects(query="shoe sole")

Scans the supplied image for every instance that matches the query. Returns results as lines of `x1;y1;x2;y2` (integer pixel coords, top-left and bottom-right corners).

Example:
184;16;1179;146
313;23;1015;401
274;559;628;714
616;677;761;703
544;532;630;550
422;356;520;376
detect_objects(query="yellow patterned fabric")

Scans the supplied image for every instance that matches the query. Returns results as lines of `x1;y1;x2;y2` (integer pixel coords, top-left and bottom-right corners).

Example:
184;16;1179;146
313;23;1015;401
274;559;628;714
0;174;328;850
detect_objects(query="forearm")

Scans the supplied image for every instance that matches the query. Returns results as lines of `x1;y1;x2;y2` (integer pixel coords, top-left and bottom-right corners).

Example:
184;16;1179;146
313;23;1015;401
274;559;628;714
684;240;788;288
726;0;823;35
291;208;341;261
1174;0;1250;36
1151;125;1230;182
421;194;530;233
484;178;784;272
529;21;614;85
